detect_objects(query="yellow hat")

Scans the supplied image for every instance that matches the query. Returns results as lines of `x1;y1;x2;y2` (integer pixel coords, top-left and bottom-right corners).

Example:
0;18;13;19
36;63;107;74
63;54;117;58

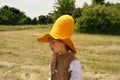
37;15;76;53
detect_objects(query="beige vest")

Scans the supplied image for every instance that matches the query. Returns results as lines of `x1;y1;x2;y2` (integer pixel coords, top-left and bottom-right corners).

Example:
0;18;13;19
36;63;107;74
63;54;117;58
50;52;76;80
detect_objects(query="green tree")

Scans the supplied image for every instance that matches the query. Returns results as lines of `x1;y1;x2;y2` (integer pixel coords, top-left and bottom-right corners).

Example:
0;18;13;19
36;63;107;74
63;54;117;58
75;4;120;35
92;0;104;4
53;0;75;20
38;15;46;24
46;15;53;24
72;8;82;19
0;5;30;25
31;17;38;25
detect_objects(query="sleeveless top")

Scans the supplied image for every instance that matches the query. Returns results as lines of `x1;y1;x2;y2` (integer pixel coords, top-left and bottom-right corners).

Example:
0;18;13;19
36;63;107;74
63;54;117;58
50;52;76;80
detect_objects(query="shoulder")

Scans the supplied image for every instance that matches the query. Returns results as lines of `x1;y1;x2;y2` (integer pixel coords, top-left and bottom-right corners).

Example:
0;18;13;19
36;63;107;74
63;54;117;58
69;59;82;71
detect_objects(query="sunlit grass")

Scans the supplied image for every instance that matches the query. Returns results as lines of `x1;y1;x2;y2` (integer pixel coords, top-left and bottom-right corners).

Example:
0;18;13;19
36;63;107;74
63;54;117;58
0;25;52;31
0;25;120;80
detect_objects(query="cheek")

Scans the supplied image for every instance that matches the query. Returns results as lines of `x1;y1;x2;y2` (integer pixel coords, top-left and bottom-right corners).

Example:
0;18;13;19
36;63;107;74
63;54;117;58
49;43;57;49
50;44;59;51
50;44;54;48
56;43;65;49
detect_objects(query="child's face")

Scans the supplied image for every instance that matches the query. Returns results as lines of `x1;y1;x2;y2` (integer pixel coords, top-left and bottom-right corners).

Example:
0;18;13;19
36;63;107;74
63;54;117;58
48;38;66;53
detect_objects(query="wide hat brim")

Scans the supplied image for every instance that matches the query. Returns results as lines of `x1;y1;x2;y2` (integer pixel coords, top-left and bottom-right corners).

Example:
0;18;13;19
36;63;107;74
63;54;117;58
37;34;77;53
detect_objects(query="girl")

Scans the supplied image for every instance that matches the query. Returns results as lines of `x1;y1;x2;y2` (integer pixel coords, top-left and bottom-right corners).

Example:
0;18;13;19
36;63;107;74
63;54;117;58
37;15;82;80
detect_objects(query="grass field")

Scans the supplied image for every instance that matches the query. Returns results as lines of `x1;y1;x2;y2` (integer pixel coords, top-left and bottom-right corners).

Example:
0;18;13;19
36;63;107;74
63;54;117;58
0;25;120;80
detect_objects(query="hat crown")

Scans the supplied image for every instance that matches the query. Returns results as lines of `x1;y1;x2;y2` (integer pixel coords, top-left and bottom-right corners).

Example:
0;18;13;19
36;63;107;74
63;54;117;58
50;15;74;39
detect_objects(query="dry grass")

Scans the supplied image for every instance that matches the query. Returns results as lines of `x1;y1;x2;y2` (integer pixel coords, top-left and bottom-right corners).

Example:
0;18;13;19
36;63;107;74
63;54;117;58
0;25;120;80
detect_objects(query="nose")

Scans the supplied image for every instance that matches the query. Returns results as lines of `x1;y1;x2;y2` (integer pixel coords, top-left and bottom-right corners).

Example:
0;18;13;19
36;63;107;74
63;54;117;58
49;43;52;48
48;42;50;46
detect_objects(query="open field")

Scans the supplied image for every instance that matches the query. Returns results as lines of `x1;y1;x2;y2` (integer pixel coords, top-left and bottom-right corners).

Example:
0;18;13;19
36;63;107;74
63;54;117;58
0;25;120;80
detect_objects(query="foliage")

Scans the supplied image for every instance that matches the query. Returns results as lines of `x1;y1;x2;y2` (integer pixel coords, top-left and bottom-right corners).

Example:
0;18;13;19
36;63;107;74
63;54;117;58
0;5;53;25
0;5;28;25
92;0;105;4
0;2;120;35
72;8;82;19
52;0;76;20
31;17;38;25
75;4;120;35
38;15;53;24
38;15;46;24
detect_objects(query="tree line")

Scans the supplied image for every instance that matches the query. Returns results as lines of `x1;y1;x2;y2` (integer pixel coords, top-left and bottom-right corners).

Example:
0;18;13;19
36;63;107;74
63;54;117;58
0;5;53;25
0;0;120;35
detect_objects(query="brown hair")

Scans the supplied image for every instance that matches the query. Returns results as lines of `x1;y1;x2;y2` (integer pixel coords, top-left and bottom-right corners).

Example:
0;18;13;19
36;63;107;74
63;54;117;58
65;44;73;52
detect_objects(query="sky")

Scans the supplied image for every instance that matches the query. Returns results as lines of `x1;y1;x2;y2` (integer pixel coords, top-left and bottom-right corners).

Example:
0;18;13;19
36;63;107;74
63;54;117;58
0;0;120;18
